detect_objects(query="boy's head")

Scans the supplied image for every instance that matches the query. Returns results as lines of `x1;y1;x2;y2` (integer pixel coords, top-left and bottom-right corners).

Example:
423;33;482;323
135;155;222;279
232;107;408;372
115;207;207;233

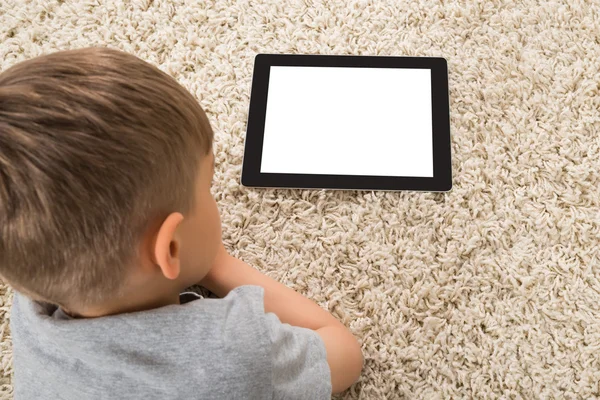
0;48;221;314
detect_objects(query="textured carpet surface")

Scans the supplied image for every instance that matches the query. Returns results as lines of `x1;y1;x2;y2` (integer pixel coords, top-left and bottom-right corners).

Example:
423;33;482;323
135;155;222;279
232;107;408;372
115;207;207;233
1;0;600;398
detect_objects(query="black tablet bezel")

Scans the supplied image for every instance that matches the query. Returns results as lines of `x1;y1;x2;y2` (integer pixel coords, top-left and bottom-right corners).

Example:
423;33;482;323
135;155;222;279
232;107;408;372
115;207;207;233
241;54;452;192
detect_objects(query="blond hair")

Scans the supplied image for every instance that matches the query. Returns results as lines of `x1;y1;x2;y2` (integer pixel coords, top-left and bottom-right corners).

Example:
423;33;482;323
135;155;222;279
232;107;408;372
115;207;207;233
0;48;213;307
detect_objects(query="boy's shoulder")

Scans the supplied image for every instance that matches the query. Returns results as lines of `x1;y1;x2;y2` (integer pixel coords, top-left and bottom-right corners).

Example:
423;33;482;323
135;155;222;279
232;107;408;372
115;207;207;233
10;286;330;399
12;285;269;344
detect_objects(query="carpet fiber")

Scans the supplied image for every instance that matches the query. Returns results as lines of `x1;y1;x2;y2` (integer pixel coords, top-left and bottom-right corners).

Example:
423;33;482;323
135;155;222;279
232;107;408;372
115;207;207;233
1;0;600;398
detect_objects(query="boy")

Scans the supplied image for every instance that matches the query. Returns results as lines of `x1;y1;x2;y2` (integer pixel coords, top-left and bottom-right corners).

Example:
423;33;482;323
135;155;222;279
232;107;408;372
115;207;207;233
0;48;363;399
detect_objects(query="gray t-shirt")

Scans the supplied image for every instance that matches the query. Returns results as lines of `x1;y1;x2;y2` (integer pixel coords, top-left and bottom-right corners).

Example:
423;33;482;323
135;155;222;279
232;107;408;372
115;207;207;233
11;285;331;399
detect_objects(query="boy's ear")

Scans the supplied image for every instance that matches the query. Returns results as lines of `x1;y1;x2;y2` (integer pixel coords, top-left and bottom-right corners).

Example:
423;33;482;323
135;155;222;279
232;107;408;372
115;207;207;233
152;212;184;280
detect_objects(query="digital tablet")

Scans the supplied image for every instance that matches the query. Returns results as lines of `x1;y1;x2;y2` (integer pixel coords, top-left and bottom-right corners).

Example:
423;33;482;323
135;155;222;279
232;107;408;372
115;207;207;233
241;54;452;192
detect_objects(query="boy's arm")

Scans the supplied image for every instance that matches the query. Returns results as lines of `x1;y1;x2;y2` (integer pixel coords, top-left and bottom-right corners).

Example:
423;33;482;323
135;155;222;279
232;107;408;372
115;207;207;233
200;244;363;394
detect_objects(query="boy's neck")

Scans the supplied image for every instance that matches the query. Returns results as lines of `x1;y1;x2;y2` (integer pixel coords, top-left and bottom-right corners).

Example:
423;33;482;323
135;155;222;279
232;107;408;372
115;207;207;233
63;286;182;319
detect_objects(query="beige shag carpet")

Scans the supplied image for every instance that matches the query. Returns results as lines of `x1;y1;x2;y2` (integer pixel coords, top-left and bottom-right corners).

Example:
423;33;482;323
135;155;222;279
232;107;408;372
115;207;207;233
1;0;600;398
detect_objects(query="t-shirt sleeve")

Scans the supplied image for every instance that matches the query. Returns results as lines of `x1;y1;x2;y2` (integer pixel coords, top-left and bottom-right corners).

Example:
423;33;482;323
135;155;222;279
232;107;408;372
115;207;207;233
264;312;332;400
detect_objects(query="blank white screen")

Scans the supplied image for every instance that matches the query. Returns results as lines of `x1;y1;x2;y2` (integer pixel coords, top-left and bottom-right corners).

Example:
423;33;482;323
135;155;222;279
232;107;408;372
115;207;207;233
260;66;434;177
